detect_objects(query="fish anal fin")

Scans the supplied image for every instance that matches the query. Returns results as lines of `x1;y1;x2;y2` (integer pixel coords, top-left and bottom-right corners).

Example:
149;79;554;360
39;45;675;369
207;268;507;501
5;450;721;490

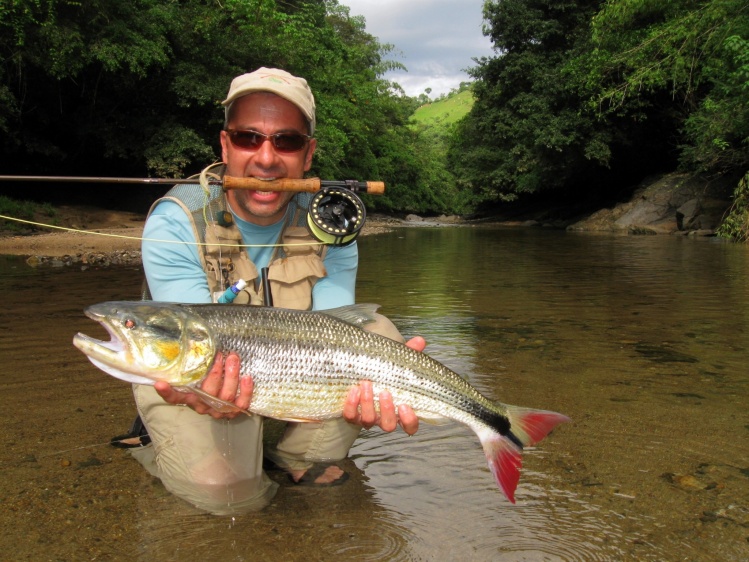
272;415;320;423
413;410;451;425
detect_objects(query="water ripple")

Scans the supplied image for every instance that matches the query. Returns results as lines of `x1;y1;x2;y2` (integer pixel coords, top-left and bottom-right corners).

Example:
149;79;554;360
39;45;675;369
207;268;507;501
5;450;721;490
321;516;422;562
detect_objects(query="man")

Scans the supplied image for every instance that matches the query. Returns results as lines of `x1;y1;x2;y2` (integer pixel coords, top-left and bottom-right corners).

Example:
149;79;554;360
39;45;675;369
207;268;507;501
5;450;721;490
126;67;423;515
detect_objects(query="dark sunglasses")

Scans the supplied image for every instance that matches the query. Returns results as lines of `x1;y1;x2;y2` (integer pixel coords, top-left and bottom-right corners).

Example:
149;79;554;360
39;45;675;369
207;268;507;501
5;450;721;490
225;129;311;153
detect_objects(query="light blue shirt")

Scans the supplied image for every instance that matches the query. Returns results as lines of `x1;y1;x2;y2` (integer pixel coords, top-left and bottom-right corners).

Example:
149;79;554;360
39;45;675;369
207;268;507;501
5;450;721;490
142;199;357;309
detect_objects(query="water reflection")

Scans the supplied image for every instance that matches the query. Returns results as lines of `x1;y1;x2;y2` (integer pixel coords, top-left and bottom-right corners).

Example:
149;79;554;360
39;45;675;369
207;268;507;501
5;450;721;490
355;227;749;561
1;227;748;561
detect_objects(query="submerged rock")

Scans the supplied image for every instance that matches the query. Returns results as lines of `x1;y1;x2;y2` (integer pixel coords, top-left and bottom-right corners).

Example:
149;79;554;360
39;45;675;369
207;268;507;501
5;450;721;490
25;250;142;268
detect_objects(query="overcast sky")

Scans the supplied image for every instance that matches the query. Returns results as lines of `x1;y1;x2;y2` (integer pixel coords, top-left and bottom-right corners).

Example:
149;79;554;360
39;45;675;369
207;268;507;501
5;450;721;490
343;0;496;98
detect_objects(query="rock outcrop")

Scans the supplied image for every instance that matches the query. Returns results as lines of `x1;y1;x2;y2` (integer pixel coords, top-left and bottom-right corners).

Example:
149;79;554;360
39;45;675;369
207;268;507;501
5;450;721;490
567;173;734;236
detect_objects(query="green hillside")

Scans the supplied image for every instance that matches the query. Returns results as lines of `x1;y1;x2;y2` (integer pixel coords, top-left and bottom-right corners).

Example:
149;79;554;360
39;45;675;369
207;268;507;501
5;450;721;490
411;90;474;126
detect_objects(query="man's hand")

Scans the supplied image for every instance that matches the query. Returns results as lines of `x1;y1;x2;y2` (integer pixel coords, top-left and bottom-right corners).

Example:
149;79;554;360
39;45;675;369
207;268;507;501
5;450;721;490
154;351;252;419
343;336;426;435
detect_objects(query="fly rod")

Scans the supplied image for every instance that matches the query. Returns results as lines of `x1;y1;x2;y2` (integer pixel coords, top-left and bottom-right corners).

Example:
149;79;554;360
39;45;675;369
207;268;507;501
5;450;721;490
0;175;386;195
0;174;383;246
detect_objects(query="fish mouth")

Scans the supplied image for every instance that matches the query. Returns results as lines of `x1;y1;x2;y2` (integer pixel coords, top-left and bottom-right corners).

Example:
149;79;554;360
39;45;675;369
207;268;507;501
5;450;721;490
73;331;123;354
73;308;126;358
73;308;156;385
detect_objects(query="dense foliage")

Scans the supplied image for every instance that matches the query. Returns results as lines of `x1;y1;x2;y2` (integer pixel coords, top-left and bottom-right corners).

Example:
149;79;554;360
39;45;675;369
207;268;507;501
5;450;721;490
1;0;747;232
579;0;749;175
450;0;748;226
450;0;610;204
716;170;749;241
0;0;439;213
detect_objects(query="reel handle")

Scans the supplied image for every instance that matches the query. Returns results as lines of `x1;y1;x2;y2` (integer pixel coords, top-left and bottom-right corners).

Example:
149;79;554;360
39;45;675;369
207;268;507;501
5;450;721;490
223;176;385;194
223;176;320;192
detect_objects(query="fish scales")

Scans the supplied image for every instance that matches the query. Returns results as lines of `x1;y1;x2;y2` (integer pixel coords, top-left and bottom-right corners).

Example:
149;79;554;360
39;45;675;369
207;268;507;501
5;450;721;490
73;301;570;503
190;303;502;424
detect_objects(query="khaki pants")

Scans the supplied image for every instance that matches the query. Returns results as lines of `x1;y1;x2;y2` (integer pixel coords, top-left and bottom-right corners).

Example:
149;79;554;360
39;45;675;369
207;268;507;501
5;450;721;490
131;313;403;515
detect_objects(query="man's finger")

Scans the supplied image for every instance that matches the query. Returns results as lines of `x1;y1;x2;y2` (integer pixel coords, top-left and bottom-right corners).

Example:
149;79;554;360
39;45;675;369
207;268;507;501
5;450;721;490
378;390;397;432
218;352;240;402
234;375;254;411
405;336;426;353
397;404;419;436
359;380;376;428
343;386;361;423
201;351;225;395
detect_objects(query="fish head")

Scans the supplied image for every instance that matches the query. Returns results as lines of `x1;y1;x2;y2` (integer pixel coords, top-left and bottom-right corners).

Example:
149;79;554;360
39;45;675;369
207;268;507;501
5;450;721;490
73;301;216;386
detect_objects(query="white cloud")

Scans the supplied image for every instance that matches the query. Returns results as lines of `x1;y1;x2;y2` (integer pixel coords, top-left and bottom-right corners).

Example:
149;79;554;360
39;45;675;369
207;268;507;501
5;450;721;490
343;0;495;97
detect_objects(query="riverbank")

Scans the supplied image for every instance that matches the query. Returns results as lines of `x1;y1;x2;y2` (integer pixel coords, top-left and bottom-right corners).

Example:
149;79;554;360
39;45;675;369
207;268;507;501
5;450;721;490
0;206;405;266
0;170;737;266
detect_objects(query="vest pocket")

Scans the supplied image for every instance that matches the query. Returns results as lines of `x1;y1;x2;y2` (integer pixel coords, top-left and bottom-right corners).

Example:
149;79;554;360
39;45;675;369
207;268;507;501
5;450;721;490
269;255;327;310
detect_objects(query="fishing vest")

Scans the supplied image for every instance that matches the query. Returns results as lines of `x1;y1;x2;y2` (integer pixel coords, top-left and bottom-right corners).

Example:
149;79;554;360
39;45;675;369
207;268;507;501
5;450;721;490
145;166;327;311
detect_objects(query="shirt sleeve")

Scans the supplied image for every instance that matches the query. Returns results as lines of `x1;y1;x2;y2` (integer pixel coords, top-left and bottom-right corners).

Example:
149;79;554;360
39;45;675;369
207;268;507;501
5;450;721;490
141;200;213;304
312;242;358;311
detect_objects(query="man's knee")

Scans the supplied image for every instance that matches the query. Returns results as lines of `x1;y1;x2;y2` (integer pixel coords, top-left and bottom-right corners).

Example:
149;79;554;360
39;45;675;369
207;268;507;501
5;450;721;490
163;472;278;515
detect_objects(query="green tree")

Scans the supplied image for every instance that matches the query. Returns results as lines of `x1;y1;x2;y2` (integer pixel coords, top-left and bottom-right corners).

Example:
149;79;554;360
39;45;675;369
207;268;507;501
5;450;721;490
579;0;749;175
448;0;610;204
449;0;749;213
0;0;452;214
1;0;236;177
572;0;749;239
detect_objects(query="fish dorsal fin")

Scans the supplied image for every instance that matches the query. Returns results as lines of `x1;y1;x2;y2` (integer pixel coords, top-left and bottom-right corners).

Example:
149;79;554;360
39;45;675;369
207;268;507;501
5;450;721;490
321;303;380;327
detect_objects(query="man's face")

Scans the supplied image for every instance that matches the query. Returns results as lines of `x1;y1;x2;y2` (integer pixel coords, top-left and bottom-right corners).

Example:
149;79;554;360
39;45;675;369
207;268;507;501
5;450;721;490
220;92;317;225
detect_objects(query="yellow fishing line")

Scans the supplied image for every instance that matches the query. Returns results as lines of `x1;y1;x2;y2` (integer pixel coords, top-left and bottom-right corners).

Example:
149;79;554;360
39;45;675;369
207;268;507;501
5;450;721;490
0;214;313;248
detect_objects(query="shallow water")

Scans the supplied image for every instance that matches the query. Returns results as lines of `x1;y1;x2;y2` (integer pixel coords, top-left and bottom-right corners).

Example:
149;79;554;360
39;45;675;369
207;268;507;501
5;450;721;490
1;227;748;561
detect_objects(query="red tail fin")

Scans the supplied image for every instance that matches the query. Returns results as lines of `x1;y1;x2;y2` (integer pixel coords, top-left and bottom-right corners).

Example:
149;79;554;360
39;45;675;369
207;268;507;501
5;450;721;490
508;406;571;447
479;407;570;503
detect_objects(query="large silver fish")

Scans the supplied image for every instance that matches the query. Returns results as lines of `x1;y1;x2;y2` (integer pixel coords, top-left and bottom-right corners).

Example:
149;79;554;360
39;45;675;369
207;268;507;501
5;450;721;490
73;301;569;503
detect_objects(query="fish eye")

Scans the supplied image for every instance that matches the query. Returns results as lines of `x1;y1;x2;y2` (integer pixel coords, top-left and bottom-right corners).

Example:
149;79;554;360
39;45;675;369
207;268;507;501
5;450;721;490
124;318;136;329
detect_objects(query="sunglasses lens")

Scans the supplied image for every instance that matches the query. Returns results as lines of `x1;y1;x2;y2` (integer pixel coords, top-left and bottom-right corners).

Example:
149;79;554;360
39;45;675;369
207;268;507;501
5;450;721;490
273;134;307;152
229;131;263;150
227;130;308;153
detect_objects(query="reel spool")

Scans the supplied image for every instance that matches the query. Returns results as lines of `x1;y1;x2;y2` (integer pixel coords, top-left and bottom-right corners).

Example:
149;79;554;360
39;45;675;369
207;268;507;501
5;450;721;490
307;186;366;246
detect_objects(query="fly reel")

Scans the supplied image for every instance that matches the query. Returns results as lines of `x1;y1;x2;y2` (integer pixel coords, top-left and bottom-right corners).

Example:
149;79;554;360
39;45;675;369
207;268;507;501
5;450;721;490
307;186;367;246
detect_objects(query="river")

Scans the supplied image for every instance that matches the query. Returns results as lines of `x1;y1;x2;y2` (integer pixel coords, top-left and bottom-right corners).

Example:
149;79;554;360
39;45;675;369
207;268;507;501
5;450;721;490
1;225;747;561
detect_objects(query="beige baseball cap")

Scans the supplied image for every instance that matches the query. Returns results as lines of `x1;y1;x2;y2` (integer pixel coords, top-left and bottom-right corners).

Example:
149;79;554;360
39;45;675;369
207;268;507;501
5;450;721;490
222;67;316;134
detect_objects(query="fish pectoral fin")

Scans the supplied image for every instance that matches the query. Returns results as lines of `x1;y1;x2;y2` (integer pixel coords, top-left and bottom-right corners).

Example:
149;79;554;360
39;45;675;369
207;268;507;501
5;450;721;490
176;386;252;416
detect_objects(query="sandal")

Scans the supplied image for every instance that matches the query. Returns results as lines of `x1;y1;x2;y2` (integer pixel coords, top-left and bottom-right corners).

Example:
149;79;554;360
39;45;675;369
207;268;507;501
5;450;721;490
263;458;350;487
290;463;350;487
110;415;151;449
